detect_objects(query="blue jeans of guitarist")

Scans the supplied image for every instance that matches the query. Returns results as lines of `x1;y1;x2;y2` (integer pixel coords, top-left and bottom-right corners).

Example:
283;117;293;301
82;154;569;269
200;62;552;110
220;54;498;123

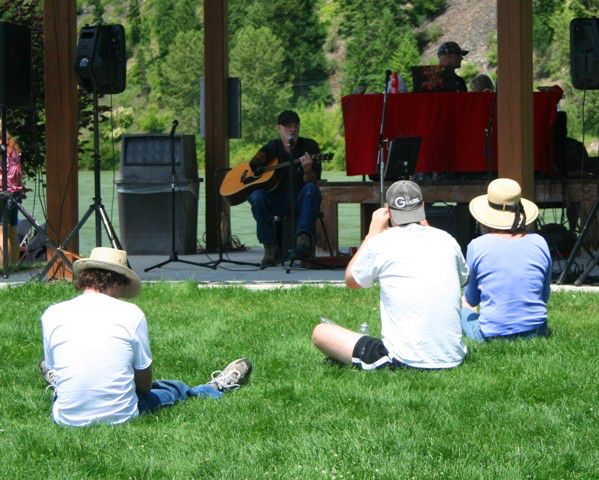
247;183;321;245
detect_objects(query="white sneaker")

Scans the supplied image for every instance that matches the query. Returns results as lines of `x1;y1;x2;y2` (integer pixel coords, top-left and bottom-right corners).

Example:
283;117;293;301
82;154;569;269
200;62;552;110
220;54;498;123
39;360;58;390
208;358;252;392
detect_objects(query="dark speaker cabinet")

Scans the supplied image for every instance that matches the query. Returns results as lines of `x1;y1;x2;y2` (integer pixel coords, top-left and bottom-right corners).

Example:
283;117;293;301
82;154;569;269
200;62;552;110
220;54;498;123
570;18;599;90
74;24;126;94
0;22;31;108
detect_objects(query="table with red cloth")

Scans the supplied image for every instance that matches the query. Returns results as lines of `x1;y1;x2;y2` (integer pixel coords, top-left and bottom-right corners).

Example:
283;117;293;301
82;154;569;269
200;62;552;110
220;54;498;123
341;89;563;176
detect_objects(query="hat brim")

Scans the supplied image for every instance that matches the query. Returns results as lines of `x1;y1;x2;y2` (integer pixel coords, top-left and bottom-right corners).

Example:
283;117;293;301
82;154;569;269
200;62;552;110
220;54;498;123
72;259;141;298
389;204;426;226
469;194;538;230
460;49;469;56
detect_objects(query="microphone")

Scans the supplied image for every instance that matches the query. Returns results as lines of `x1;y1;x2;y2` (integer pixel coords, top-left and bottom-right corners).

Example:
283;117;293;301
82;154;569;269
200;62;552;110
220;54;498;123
287;134;298;146
170;120;179;137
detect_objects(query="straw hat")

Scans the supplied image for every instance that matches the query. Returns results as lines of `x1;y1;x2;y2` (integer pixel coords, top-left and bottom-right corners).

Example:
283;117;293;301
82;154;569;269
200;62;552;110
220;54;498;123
73;247;141;298
469;178;538;231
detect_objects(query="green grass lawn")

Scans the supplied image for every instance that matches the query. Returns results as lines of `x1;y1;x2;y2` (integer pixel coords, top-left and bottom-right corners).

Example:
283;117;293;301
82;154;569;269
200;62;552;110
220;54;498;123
20;170;364;256
1;283;597;479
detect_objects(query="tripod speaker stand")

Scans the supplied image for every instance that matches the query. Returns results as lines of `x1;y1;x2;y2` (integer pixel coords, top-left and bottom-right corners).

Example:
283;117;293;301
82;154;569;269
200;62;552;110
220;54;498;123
40;92;124;278
557;197;599;285
144;121;215;272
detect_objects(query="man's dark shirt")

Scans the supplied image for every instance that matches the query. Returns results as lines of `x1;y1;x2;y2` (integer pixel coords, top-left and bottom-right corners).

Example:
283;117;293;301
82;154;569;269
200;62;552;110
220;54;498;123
257;137;321;194
442;67;468;92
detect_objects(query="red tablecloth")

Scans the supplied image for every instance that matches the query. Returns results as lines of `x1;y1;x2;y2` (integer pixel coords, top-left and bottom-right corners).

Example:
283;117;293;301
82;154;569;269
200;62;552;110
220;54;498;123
341;90;562;175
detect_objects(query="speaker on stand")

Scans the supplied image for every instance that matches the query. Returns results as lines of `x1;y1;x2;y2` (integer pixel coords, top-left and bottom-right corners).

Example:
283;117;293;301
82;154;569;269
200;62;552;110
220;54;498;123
41;24;127;278
557;18;599;284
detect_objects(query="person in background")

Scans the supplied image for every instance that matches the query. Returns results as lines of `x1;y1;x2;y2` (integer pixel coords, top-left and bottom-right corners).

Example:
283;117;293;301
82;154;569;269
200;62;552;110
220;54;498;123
470;73;495;92
312;180;469;370
0;128;24;264
461;178;552;341
437;41;469;92
40;247;252;427
248;110;322;267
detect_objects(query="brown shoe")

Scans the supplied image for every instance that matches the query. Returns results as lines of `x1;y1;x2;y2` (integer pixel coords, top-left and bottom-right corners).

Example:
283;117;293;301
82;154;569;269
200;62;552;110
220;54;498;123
294;233;312;260
261;243;281;268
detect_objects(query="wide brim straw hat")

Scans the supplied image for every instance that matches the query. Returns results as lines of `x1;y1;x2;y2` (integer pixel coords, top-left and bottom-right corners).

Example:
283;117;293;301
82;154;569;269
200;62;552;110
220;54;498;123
469;178;539;230
73;247;141;298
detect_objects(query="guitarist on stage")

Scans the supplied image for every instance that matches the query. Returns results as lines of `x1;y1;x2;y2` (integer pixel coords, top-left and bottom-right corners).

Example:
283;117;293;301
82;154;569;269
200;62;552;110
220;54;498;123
247;110;321;268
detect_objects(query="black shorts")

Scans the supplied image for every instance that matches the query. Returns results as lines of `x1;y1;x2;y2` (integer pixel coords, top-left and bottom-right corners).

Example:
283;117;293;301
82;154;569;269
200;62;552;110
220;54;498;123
351;336;437;371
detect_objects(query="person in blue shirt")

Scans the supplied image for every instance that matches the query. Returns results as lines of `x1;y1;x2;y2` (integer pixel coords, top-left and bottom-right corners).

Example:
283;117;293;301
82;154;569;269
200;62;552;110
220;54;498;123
461;178;552;341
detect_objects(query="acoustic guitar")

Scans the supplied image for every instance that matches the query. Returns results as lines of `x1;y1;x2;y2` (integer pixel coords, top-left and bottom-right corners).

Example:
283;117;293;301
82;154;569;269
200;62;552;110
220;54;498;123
219;153;333;205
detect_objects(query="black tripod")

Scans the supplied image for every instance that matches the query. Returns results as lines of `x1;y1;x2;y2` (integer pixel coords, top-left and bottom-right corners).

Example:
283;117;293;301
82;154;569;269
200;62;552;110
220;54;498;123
557;196;599;285
145;120;215;272
40;92;123;278
203;167;259;269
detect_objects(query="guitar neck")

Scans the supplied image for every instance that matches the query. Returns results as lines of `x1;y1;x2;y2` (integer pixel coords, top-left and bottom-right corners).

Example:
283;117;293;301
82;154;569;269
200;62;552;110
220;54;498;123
260;153;330;174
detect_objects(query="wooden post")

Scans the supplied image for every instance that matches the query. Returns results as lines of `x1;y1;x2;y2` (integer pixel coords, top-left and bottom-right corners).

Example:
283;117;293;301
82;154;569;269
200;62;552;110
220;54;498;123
497;0;534;198
203;0;230;250
43;0;79;249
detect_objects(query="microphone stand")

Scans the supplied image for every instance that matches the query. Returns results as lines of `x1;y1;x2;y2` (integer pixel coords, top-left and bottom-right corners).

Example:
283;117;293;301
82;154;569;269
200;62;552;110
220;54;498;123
376;70;392;206
145;120;215;272
483;90;498;179
284;137;298;272
206;167;260;269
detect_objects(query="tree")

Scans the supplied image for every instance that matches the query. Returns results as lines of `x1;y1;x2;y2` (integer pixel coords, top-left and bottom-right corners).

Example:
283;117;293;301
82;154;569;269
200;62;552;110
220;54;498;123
128;0;142;48
339;0;446;94
230;25;292;144
160;30;204;132
230;0;328;103
90;0;104;25
390;30;421;92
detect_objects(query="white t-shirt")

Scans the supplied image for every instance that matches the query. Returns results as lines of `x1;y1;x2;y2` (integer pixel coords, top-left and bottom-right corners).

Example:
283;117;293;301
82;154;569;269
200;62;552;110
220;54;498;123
351;224;469;368
41;291;152;426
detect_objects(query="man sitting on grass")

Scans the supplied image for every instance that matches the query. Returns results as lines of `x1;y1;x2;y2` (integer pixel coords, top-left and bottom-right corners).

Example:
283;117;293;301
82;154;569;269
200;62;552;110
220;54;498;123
312;180;469;370
39;247;252;427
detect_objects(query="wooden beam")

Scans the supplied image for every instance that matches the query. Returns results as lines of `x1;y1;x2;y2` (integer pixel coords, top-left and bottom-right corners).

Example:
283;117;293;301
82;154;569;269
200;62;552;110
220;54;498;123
496;0;534;197
43;0;79;249
203;0;230;250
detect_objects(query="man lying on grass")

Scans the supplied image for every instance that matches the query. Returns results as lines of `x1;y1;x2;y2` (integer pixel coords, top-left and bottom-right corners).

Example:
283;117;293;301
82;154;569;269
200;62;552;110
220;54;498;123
39;247;251;427
312;180;469;370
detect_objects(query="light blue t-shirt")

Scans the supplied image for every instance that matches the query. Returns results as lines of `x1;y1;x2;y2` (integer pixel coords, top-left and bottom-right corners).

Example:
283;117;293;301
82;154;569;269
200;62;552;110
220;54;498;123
464;233;552;337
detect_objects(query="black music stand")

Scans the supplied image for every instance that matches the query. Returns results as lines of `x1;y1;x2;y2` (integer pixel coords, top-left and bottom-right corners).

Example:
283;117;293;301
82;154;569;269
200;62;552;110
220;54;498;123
145;121;215;272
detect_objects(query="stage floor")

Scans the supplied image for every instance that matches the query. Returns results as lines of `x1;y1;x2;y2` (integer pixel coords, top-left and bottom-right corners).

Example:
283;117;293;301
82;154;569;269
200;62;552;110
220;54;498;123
1;246;598;290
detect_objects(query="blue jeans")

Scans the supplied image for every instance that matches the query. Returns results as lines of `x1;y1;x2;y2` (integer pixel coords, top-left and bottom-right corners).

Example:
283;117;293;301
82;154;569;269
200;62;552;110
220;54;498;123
460;307;549;342
137;380;223;414
247;183;321;244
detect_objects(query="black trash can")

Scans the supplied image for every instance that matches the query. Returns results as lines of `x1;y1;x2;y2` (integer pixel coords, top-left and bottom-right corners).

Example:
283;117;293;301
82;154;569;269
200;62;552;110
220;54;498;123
117;134;200;254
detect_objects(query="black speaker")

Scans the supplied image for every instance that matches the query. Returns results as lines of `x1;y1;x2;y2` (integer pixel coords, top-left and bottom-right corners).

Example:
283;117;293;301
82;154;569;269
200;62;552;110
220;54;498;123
570;18;599;90
0;22;31;108
74;24;126;94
